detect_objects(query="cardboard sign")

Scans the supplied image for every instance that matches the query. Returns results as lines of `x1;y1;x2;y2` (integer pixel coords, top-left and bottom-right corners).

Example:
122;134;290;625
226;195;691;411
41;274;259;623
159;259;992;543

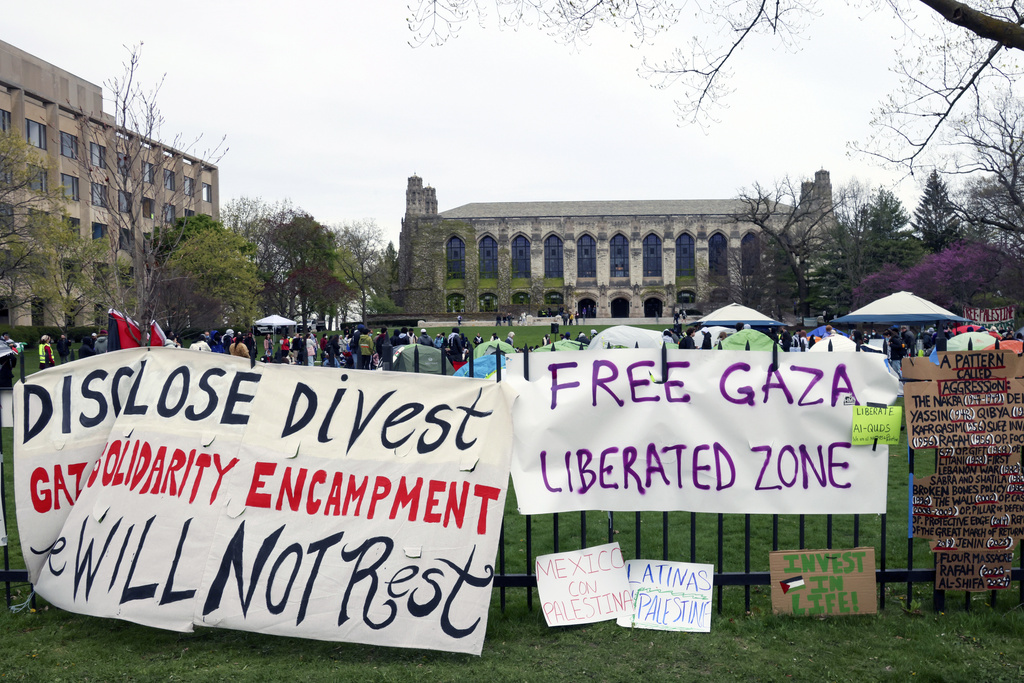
14;349;516;655
616;560;713;632
904;350;1024;591
851;406;902;445
507;349;899;515
769;548;876;615
535;542;632;626
964;306;1015;325
903;352;1024;450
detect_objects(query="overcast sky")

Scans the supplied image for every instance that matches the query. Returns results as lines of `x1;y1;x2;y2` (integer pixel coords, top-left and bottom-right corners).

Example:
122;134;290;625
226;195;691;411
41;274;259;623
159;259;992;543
6;2;923;246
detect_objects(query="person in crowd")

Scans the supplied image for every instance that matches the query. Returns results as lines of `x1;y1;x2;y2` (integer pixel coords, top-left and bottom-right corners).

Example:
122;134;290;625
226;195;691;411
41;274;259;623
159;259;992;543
263;334;273;360
506;330;516;347
38;335;55;368
419;328;433;346
473;333;483;345
231;334;250;359
56;334;71;363
679;327;697;349
0;342;16;388
447;327;465;364
78;335;96;359
576;330;591;345
434;333;445;349
191;334;211;352
305;333;317;366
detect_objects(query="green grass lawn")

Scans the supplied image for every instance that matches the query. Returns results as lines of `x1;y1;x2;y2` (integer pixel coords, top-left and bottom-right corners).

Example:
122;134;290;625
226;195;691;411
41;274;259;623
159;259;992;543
3;341;1024;680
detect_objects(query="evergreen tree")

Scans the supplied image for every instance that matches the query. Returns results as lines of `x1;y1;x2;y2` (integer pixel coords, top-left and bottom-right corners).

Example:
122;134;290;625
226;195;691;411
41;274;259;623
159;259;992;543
912;171;960;253
866;188;923;270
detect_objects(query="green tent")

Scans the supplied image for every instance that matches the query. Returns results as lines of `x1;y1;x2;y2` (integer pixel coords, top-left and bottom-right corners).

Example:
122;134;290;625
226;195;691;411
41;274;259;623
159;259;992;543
716;328;780;351
533;339;589;352
945;331;996;352
391;344;455;374
474;338;517;358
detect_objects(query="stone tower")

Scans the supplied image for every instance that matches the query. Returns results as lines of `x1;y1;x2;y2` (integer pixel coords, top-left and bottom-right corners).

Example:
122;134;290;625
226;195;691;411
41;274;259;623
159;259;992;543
405;175;437;217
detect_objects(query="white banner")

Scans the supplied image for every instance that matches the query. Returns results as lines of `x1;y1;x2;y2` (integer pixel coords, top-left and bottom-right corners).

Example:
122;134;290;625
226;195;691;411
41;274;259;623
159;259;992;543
507;349;899;515
14;349;515;655
964;305;1015;325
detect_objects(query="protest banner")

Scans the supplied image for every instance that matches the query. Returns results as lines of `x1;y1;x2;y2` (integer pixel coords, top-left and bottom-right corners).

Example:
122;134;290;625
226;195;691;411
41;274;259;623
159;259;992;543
769;548;876;615
14;349;516;655
507;349;899;515
904;351;1024;591
615;559;713;632
535;542;632;626
963;306;1015;326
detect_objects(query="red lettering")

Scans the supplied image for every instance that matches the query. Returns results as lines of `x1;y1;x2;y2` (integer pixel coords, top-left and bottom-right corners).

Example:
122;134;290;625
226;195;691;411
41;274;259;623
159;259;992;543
245;461;277;508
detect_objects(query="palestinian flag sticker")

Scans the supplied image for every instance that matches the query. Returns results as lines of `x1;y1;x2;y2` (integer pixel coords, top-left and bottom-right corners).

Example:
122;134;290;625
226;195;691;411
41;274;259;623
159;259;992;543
780;576;805;594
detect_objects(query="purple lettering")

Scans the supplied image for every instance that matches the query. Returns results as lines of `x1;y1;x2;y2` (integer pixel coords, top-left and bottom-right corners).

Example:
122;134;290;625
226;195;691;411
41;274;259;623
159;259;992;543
719;363;755;406
592;360;623;407
626;361;659;403
549;362;581;409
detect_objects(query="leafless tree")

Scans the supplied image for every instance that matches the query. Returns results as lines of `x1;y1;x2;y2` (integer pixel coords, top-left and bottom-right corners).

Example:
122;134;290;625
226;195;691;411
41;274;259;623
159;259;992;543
409;1;1024;167
336;219;386;322
732;175;836;318
73;44;225;327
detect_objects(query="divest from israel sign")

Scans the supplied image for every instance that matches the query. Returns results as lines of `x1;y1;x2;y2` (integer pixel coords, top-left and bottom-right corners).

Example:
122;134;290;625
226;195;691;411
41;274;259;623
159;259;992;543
506;349;899;515
14;349;515;655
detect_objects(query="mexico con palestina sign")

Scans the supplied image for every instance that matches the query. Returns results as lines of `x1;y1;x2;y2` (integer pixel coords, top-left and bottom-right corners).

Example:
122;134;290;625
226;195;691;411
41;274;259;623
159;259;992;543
14;349;515;655
506;349;899;515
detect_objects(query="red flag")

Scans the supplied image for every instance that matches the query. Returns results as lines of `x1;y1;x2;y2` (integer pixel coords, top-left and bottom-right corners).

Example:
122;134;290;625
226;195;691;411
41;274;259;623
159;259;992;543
107;309;142;351
150;320;167;347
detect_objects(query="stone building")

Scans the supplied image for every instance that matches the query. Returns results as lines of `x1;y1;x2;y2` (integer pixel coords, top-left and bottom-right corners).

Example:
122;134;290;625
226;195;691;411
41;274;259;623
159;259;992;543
397;172;832;318
0;39;219;325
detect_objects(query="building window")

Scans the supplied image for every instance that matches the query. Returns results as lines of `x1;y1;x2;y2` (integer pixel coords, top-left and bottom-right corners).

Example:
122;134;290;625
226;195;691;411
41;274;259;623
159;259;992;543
479;293;497;312
511;236;531;278
642;234;662;277
92;222;106;240
610;234;629;278
31;298;45;326
184;176;194;196
61;174;79;201
91;183;107;208
30;167;47;192
164;169;175;191
60;132;78;159
577;235;596;277
90;142;106;169
184;208;195;217
0;109;9;132
676;234;695;277
0;204;13;229
708;233;728;276
446;236;465;279
741;233;760;276
544;235;563;278
119;229;133;251
67;217;81;231
479;236;497;279
677;290;696;305
446;293;465;313
118;190;132;213
142;197;154;218
511;292;530;306
163;203;176;223
143;161;155;183
544;292;563;305
26;120;46;149
202;183;212;202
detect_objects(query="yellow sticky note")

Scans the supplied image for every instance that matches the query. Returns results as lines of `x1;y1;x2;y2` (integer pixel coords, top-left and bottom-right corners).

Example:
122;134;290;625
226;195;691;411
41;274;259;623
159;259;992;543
852;406;903;445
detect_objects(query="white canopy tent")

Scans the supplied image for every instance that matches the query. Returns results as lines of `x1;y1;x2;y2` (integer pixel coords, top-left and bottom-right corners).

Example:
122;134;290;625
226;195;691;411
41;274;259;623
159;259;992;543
696;303;784;327
588;325;664;350
830;291;968;325
254;315;297;359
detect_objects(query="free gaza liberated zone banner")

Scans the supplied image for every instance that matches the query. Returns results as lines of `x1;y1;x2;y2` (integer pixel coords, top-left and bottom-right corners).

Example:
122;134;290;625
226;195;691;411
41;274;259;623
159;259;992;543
507;349;899;515
14;348;515;655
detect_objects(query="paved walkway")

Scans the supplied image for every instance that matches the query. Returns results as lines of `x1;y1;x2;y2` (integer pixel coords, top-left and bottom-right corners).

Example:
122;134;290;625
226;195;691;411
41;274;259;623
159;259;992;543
417;316;682;328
